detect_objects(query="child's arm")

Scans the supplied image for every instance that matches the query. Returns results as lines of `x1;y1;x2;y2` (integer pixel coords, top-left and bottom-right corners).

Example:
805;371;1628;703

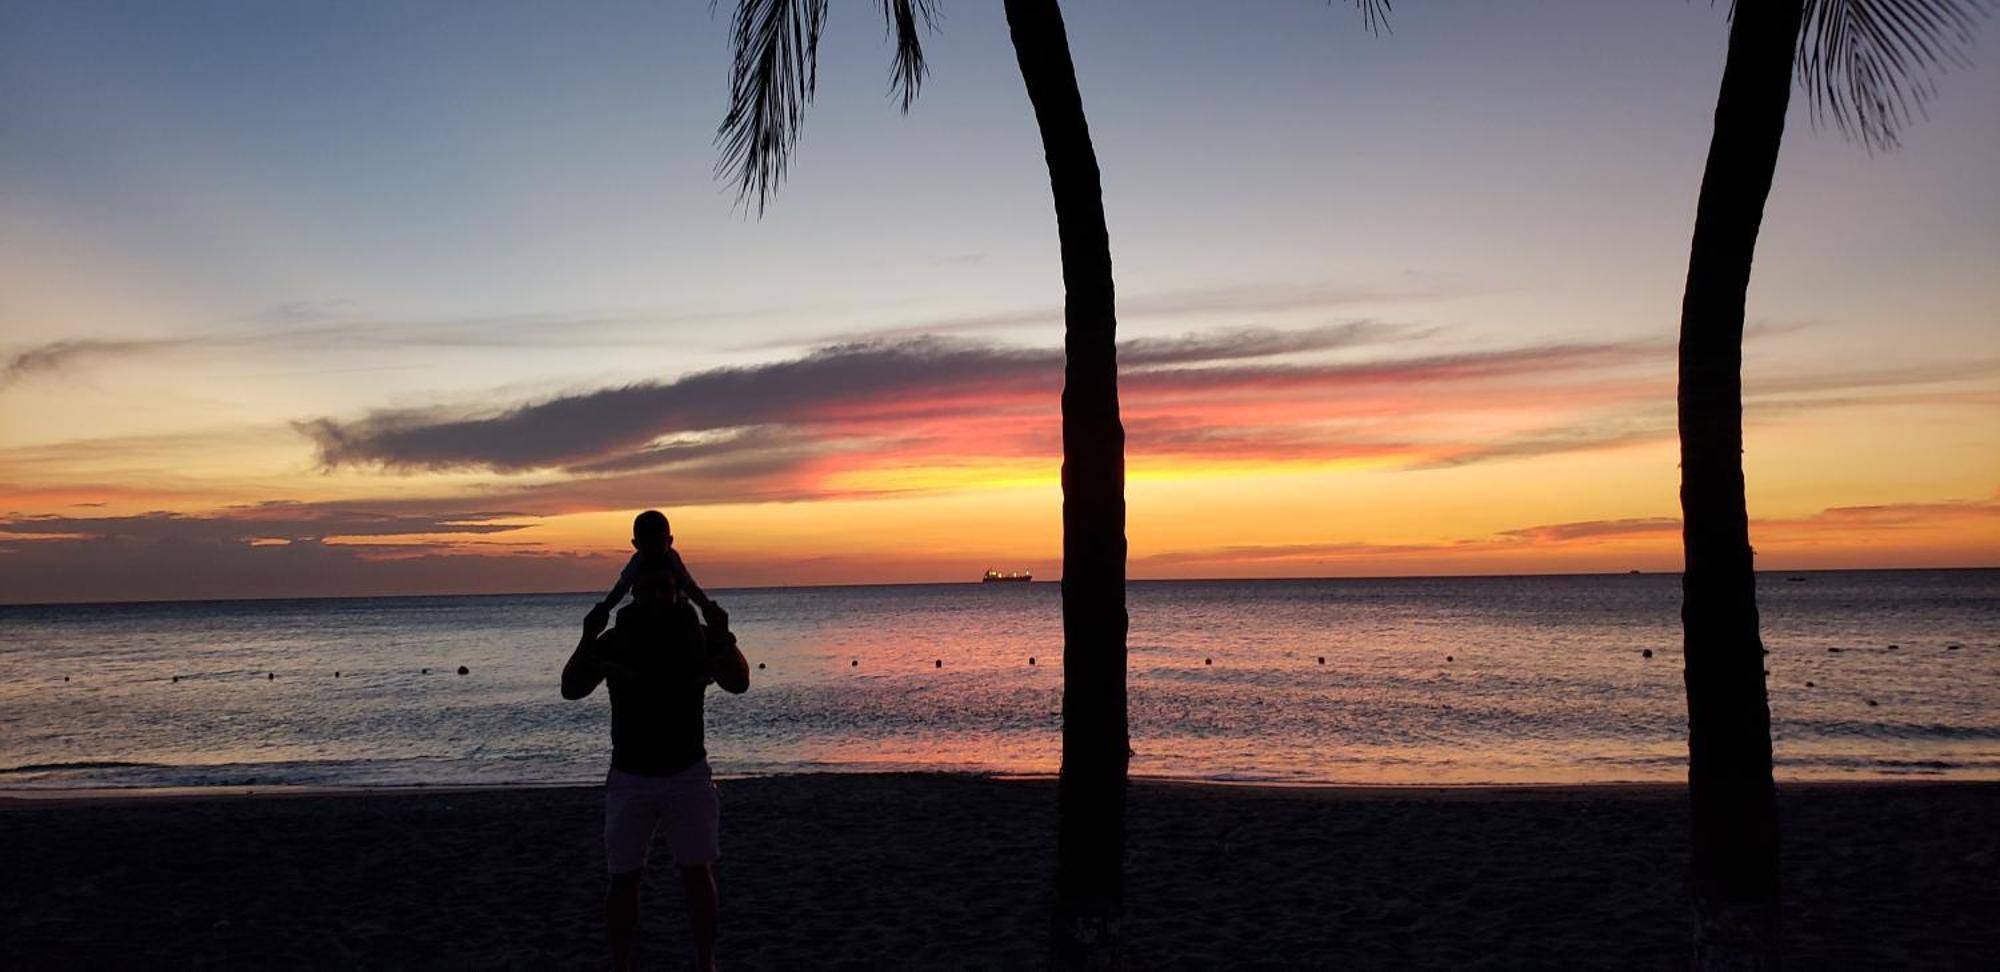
599;577;631;610
666;548;710;605
598;553;640;609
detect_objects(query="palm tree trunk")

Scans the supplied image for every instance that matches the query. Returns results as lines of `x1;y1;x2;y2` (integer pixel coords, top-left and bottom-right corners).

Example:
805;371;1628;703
1000;0;1128;967
1679;1;1803;967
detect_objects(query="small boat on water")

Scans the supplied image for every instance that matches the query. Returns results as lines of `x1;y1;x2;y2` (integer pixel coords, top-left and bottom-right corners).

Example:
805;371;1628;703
982;569;1033;583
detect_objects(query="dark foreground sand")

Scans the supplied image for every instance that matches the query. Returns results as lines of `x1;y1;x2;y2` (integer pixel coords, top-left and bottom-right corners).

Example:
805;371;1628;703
2;775;1995;969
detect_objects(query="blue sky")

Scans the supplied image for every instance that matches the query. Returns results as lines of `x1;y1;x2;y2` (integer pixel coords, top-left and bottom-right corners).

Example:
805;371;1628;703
7;1;1990;342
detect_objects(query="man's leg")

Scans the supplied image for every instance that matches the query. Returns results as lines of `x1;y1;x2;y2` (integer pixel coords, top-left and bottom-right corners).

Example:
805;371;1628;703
679;864;718;972
607;870;642;972
664;761;721;970
604;769;665;972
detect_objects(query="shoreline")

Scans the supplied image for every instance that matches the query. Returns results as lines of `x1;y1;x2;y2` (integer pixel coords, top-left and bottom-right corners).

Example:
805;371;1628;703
5;770;1994;806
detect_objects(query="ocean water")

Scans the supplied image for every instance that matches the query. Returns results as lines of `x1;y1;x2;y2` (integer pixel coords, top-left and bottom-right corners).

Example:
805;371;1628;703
1;570;1995;789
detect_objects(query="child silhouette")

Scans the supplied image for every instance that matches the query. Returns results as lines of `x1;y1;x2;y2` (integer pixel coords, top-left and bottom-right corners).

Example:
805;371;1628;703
588;510;710;628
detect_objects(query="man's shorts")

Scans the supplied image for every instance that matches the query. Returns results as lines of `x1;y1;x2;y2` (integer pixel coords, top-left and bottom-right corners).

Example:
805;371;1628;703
604;759;719;874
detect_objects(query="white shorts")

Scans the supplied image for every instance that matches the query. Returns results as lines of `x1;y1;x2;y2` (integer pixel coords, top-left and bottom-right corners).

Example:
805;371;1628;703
604;760;719;874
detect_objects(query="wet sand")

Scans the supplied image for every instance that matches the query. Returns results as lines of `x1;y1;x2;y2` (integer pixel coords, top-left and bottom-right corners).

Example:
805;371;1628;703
2;775;1994;969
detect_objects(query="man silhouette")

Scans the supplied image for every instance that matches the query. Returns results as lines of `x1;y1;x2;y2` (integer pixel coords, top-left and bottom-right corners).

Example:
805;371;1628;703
562;567;749;972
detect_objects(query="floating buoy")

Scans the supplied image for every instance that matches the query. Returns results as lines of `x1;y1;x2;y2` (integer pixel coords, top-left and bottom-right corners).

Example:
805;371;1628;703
850;659;858;667
1806;681;1815;688
1317;656;1325;665
934;659;942;668
423;668;430;674
1204;658;1212;666
1887;644;1900;651
1028;657;1036;666
63;676;69;682
1866;699;1879;707
1445;655;1453;662
334;671;341;678
1827;647;1842;654
756;662;766;670
456;665;469;676
171;675;179;683
1641;649;1653;659
267;672;275;680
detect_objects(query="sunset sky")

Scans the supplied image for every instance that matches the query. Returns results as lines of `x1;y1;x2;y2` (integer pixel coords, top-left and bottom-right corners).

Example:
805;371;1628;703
2;0;1996;602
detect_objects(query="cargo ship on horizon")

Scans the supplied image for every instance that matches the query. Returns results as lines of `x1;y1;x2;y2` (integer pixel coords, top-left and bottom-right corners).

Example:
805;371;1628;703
981;569;1032;583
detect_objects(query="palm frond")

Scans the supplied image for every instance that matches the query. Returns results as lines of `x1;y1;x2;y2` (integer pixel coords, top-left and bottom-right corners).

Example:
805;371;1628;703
1334;0;1394;36
1797;0;1987;149
882;0;940;112
716;0;830;214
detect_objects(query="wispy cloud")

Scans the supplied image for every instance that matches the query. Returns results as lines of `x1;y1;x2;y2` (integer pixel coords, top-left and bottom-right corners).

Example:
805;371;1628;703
736;278;1477;350
0;281;1473;390
297;327;1654;481
2;338;185;388
1410;413;1675;469
1754;359;2000;397
1783;494;2000;531
0;305;773;390
1135;494;2000;574
1486;496;2000;545
0;503;532;544
1497;517;1682;543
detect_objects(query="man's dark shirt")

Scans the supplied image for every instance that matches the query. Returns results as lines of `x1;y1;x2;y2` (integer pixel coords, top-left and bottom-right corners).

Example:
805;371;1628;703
594;600;714;776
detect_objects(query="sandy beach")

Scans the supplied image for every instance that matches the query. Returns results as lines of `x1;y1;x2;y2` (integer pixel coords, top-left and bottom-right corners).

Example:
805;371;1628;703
2;774;1994;969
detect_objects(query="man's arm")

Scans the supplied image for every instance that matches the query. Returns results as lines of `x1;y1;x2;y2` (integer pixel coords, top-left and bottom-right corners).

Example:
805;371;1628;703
699;601;750;695
561;612;613;700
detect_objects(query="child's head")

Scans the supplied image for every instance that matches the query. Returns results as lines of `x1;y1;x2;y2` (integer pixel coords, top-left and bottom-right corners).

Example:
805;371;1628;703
631;510;671;554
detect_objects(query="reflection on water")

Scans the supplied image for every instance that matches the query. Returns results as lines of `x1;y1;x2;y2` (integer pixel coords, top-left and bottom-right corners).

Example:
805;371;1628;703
1;570;1995;788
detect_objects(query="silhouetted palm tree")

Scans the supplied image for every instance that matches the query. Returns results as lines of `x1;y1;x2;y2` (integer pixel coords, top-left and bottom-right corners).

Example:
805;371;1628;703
716;2;1382;965
1677;1;1981;965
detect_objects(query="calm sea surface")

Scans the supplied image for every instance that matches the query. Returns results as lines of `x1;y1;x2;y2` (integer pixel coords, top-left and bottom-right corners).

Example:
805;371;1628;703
1;571;1995;789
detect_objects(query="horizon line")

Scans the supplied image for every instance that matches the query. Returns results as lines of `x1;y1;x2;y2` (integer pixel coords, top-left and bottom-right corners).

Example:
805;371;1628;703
3;564;1993;611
